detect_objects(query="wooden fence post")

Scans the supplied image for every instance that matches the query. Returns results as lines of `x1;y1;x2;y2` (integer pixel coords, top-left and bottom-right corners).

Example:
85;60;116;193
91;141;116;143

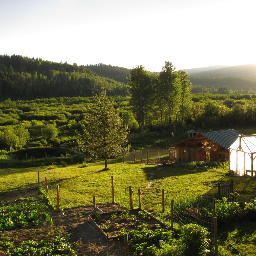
129;186;133;210
171;199;174;230
162;189;165;213
213;198;216;217
45;177;48;193
124;233;129;256
93;195;96;215
213;216;218;256
138;189;141;209
111;176;115;204
57;184;60;212
147;150;149;164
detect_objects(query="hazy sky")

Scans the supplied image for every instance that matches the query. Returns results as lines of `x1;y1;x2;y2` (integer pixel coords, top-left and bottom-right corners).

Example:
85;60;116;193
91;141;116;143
1;0;255;71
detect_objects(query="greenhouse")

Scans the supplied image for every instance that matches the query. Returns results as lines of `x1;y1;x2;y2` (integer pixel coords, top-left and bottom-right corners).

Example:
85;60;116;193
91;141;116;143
229;134;256;176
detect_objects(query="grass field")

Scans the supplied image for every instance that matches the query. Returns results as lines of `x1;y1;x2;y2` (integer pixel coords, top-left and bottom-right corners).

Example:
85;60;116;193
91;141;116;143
0;159;229;212
2;158;256;255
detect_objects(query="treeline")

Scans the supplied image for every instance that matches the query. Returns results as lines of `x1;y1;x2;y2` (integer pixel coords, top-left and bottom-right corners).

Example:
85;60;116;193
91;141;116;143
190;75;256;93
1;93;256;151
0;55;128;100
86;63;130;84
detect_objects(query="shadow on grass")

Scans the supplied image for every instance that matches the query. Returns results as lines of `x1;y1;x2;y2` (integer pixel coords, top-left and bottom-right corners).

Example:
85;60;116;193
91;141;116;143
141;164;210;181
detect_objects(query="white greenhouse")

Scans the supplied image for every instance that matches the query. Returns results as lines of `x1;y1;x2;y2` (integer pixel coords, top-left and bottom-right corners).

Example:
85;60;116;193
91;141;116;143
229;134;256;176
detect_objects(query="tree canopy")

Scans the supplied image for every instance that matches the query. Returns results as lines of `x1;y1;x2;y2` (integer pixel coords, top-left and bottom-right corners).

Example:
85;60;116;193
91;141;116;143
78;90;129;169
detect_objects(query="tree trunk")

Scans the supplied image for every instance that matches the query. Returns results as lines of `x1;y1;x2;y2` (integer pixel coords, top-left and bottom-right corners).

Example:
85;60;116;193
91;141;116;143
105;153;108;169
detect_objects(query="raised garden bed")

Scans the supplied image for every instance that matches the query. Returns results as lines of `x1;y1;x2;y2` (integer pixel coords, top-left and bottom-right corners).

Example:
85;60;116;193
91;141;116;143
89;208;169;240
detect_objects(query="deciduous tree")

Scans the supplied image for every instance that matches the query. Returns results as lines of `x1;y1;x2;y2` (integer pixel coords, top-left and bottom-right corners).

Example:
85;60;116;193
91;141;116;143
127;66;154;134
78;90;129;169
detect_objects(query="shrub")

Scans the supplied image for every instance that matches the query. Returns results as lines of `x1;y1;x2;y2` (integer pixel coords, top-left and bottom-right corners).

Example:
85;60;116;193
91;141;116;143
215;197;241;222
179;224;209;256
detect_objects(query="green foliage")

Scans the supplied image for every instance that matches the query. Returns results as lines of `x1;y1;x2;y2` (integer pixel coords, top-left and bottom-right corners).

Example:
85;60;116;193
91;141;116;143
179;224;209;256
0;235;75;255
215;197;241;221
41;123;58;142
0;124;29;150
0;198;52;231
78;90;129;169
128;65;155;133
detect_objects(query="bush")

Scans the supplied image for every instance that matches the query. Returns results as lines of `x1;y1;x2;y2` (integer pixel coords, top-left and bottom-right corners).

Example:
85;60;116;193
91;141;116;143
179;224;209;256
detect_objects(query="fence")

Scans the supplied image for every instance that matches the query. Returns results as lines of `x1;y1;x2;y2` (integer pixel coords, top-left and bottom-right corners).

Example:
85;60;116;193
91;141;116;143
123;147;176;164
38;172;219;255
218;180;233;198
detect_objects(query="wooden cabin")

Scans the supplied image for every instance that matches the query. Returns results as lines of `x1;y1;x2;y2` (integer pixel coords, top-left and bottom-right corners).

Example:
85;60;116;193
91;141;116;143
172;129;240;163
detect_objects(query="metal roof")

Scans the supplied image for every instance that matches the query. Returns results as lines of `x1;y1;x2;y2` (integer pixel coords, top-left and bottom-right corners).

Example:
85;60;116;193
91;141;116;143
201;129;240;150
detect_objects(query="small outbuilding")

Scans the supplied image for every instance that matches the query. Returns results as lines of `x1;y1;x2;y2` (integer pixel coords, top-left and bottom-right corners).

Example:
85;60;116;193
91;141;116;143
172;129;240;163
229;135;256;176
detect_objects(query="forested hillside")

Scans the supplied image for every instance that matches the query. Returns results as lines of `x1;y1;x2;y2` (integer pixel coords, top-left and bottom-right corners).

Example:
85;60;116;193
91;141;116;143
190;76;256;93
86;63;130;84
0;55;128;100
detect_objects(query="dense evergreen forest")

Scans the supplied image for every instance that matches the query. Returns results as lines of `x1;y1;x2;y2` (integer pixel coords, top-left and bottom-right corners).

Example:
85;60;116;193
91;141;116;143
0;55;128;100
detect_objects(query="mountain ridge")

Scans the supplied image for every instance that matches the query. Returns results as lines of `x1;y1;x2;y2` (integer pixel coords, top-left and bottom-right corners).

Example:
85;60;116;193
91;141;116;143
185;64;256;81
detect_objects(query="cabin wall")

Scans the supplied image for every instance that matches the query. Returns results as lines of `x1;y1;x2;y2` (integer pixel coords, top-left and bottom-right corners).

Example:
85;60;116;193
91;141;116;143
176;146;229;163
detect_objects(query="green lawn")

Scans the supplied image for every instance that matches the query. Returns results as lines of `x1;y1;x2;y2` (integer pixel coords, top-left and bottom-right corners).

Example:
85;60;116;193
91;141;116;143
2;159;256;254
0;160;228;212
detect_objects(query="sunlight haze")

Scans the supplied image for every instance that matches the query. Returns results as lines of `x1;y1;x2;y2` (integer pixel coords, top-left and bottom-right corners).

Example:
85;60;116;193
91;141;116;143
1;0;255;72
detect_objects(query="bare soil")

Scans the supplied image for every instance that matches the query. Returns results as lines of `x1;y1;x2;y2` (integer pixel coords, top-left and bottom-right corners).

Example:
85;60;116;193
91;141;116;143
0;189;126;255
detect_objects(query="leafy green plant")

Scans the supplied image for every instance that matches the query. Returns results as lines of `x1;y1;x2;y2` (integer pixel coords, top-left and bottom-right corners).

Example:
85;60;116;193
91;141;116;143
215;197;241;221
0;198;52;231
179;223;209;256
0;235;75;255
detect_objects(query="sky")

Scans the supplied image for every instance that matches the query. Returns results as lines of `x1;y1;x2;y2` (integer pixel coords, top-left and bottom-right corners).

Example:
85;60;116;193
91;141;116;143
1;0;256;72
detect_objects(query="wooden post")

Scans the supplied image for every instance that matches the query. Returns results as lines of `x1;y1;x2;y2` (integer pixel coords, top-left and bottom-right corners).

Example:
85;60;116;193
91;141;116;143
213;198;216;217
129;186;133;210
45;177;48;193
93;195;96;215
138;189;141;209
162;189;165;213
147;150;149;164
124;233;129;256
38;171;40;187
213;216;218;256
111;176;115;204
171;199;174;230
57;184;60;212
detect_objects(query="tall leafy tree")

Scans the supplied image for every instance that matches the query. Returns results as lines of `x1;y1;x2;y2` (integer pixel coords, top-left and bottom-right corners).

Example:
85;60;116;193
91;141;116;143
175;70;192;124
78;90;129;169
157;61;178;123
127;65;154;134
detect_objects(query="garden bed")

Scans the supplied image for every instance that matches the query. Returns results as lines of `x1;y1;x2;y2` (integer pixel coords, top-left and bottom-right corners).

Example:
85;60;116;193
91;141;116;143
89;208;169;240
